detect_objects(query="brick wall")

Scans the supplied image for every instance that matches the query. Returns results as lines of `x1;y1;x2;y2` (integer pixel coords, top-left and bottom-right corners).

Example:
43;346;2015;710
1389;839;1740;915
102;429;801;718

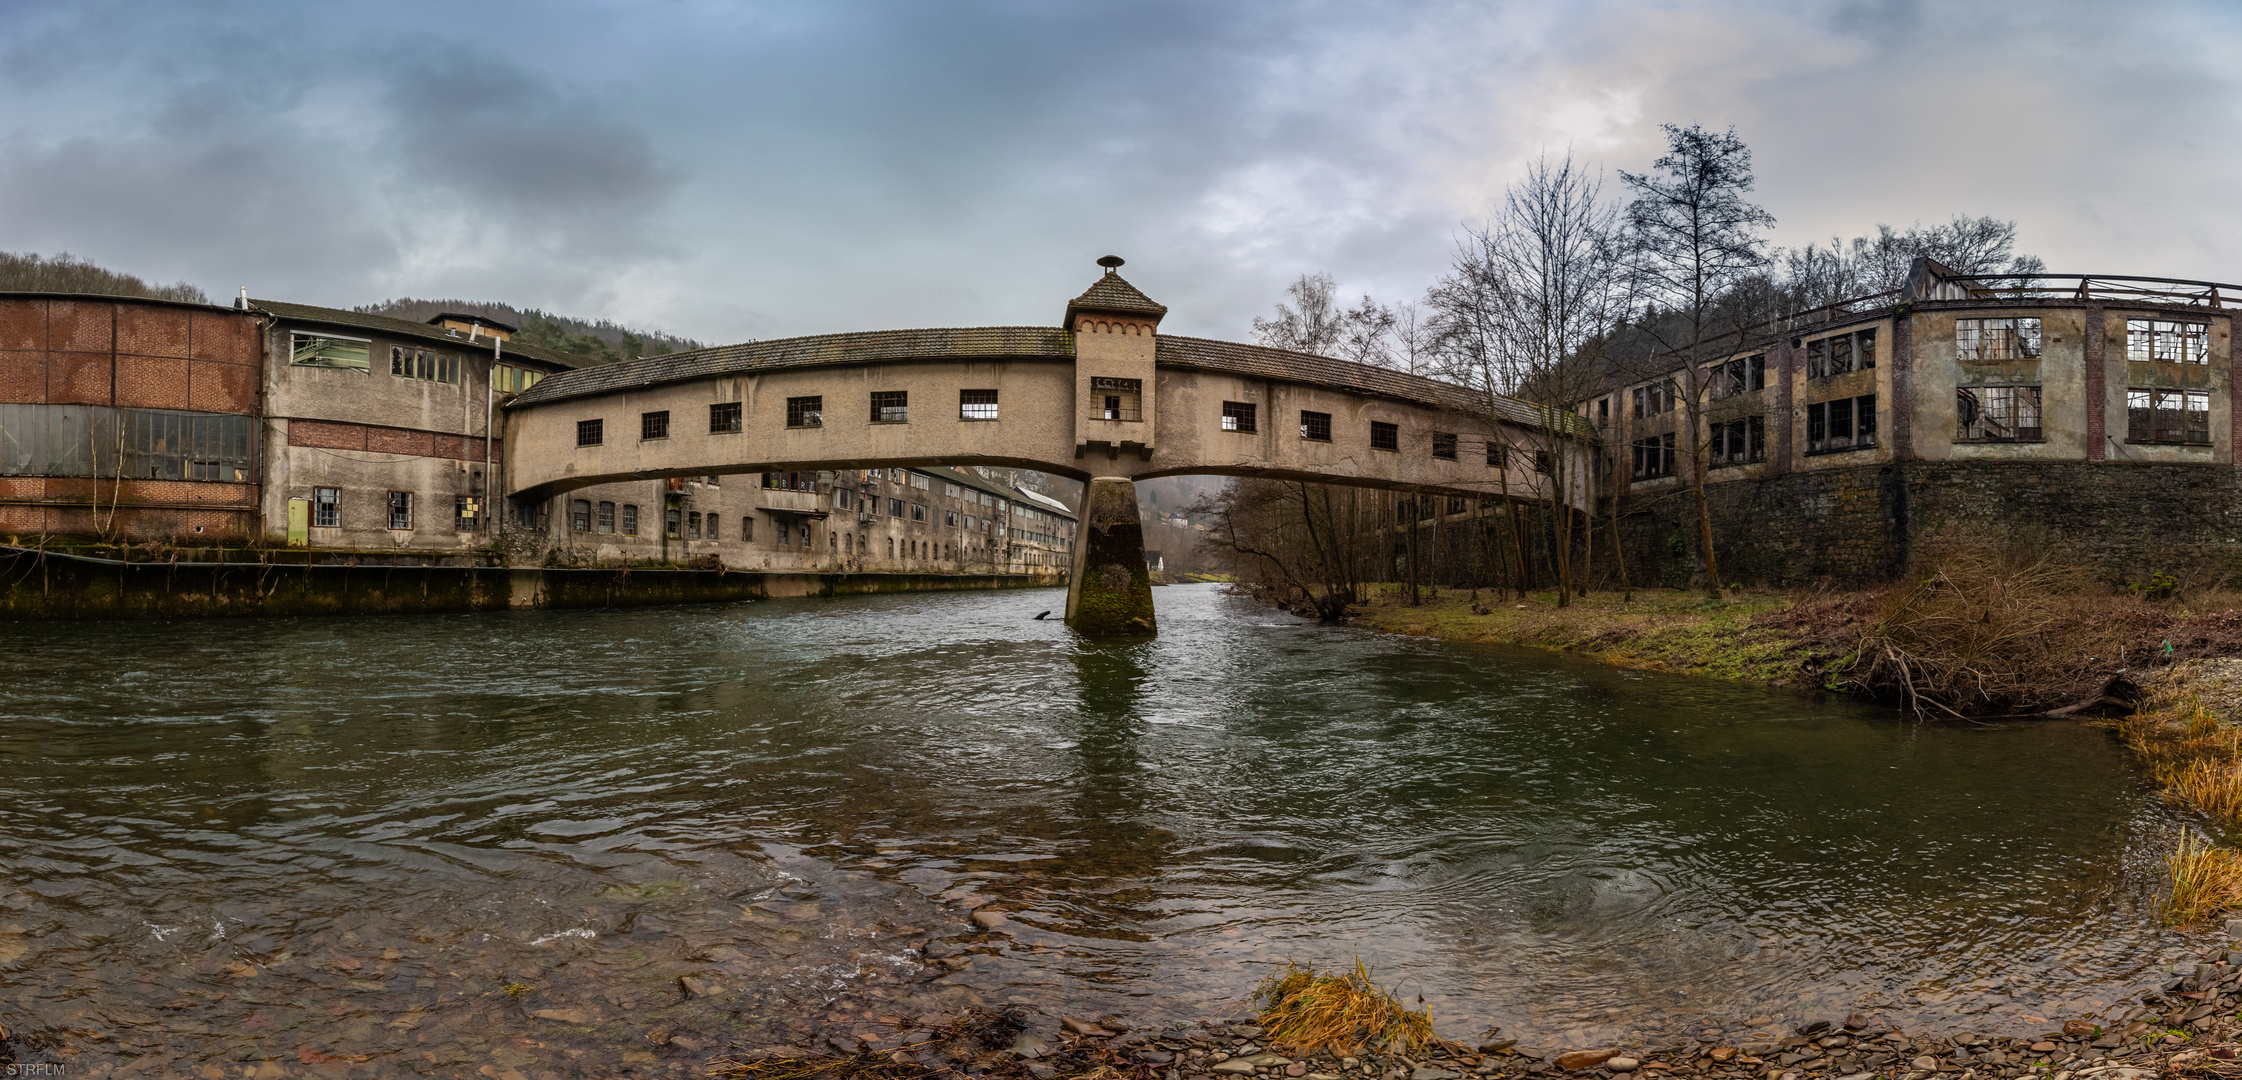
285;418;496;462
0;297;260;413
1615;462;2242;588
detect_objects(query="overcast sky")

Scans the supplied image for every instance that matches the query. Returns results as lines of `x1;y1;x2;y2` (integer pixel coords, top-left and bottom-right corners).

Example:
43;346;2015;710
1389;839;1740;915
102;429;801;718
2;1;2238;345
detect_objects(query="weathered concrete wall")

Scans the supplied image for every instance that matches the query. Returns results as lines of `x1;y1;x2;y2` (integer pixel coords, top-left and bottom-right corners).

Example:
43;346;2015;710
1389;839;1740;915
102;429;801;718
0;546;1063;619
1613;462;2242;589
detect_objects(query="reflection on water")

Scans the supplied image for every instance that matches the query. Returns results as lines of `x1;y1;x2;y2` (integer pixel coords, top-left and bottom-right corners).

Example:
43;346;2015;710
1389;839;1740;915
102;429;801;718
0;584;2199;1074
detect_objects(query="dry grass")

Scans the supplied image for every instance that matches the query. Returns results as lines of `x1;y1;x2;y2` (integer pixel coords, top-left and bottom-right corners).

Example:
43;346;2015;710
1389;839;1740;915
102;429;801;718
2165;830;2242;927
1250;960;1439;1057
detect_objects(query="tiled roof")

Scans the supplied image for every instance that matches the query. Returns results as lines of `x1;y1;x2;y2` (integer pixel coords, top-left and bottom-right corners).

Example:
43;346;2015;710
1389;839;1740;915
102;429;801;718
1064;272;1168;324
252;300;581;369
507;326;1074;407
1155;336;1594;436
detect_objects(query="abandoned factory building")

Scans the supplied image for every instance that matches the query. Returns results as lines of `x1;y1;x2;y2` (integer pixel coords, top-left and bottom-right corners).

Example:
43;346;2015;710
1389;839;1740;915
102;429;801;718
1593;259;2242;585
0;292;1075;575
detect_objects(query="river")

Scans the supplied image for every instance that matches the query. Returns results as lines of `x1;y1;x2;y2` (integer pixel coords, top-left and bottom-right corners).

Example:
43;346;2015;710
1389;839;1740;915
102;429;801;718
0;584;2200;1075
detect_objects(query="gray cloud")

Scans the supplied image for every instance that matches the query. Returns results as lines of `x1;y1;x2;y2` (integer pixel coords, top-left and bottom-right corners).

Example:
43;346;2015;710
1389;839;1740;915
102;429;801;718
2;0;2239;346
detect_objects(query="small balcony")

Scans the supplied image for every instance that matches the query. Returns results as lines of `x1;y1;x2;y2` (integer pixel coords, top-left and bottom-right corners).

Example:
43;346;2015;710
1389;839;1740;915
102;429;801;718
761;489;822;513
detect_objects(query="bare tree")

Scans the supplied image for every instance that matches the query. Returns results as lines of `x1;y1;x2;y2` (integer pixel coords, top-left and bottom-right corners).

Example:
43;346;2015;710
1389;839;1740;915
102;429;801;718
1253;272;1404;368
1784;215;2043;307
1431;151;1628;607
1621;124;1775;600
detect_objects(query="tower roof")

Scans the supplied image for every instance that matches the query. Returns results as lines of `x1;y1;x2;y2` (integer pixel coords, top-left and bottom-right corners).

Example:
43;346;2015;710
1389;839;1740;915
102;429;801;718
1064;267;1167;328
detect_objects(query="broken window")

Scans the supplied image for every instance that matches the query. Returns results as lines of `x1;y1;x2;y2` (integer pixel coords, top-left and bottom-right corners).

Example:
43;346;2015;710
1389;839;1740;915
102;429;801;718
888;497;904;516
1370;421;1399;451
1955;317;2043;362
871;390;908;423
1631;433;1676;479
1595;398;1610;426
622;504;639;536
390;346;459;384
707;515;720;541
312;487;339;528
2127;319;2210;364
596;501;615;533
1711;416;1767;465
959;389;999;420
1221;401;1257;432
457;496;480;532
945;509;959;527
1807;329;1878;378
1300;410;1332;441
290;333;370;371
709;402;742;433
666;508;682;538
1432;432;1457;460
688;511;702;539
1956;387;2044;442
1806;394;1877;453
390;491;416;531
1534;450;1552;474
786;396;823;428
577;419;603;447
912;502;927;521
641;411;670;440
1091;377;1142;421
1633;381;1679;416
2127;388;2213;443
1486;441;1507;468
1708;355;1767;398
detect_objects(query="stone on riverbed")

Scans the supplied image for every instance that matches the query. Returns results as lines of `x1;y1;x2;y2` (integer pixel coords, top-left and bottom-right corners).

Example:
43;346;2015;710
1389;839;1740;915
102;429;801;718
1212;1059;1258;1074
1602;1058;1637;1074
1411;1067;1461;1080
1555;1049;1618;1071
972;908;1009;930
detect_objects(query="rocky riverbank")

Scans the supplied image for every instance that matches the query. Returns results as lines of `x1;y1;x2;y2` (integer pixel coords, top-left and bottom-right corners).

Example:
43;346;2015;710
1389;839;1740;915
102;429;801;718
710;928;2242;1080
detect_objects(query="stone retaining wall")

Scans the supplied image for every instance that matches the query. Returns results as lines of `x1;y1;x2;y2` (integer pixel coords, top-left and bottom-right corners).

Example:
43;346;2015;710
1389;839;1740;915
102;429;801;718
1613;463;2242;589
0;546;1064;619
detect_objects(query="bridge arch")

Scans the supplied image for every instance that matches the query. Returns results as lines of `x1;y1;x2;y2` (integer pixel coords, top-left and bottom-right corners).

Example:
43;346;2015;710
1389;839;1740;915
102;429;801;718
502;267;1592;634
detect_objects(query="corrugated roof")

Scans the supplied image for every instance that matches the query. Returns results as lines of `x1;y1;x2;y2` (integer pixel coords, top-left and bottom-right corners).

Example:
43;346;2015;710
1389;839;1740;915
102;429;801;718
506;326;1074;407
1064;271;1168;324
251;299;582;369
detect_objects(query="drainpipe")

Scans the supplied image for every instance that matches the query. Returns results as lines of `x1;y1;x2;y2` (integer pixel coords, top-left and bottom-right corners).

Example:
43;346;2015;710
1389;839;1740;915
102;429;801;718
487;338;499;549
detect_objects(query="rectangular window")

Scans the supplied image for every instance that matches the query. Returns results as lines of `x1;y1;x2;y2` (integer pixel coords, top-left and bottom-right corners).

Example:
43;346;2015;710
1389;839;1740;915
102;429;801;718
1806;395;1878;452
2127;319;2211;364
1300;411;1332;441
312;487;339;528
706;515;719;541
1486;441;1507;468
1533;450;1552;474
494;365;544;395
389;491;415;530
741;515;753;542
1956;387;2044;441
1595;398;1610;426
1221;401;1257;432
688;511;702;539
945;509;959;527
1431;432;1457;460
570;498;591;532
1750;355;1767;391
786;396;823;428
889;498;904;516
665;508;682;538
622;504;639;535
1709;356;1763;398
456;495;480;531
910;472;930;490
2127;388;2213;443
1808;330;1879;377
596;501;616;533
388;346;458;383
1710;416;1767;465
1370;421;1399;451
577;419;603;446
871;390;909;423
290;333;370;371
1092;376;1143;421
709;401;742;433
959;389;999;420
641;410;670;440
1956;317;2044;362
1630;434;1676;479
912;503;927;522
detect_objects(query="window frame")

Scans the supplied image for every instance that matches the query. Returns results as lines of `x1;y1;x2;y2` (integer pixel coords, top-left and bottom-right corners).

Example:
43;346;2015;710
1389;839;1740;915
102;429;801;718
786;396;824;428
641;410;670;441
709;401;743;433
1221;401;1257;433
1300;410;1333;442
388;490;415;531
621;504;639;536
871;390;909;424
312;486;340;528
1369;421;1399;452
1431;432;1457;460
959;389;999;421
2127;318;2211;365
576;419;604;447
289;332;372;372
1956;317;2043;363
2127;387;2214;444
1956;386;2045;443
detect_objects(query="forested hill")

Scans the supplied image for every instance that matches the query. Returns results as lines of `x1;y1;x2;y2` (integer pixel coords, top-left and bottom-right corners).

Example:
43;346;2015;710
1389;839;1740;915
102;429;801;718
353;298;706;367
0;251;209;303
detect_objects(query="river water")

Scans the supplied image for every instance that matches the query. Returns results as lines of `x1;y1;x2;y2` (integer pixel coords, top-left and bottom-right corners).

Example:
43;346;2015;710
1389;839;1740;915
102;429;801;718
0;584;2202;1076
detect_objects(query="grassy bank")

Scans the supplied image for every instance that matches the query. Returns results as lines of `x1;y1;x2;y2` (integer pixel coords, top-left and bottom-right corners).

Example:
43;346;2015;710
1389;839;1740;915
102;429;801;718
1344;586;1852;690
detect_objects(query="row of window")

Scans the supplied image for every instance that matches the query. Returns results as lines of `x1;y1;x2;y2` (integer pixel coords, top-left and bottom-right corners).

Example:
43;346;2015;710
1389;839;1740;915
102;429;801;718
1806;329;1877;379
289;332;555;391
306;488;480;531
1806;395;1878;453
0;403;254;481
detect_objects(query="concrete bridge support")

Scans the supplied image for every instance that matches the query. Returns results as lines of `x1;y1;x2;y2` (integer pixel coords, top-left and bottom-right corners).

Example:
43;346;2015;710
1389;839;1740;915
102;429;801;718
1065;476;1156;637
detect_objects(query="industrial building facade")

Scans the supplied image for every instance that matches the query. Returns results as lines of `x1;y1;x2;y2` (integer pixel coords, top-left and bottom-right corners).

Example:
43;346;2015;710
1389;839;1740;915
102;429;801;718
0;292;1075;574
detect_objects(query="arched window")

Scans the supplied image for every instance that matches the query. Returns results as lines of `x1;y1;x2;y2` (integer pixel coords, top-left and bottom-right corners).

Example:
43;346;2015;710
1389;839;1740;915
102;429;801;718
570;499;591;532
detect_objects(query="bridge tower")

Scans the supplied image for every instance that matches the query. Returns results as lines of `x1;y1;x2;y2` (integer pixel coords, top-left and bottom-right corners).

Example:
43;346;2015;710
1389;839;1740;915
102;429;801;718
1063;257;1163;637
